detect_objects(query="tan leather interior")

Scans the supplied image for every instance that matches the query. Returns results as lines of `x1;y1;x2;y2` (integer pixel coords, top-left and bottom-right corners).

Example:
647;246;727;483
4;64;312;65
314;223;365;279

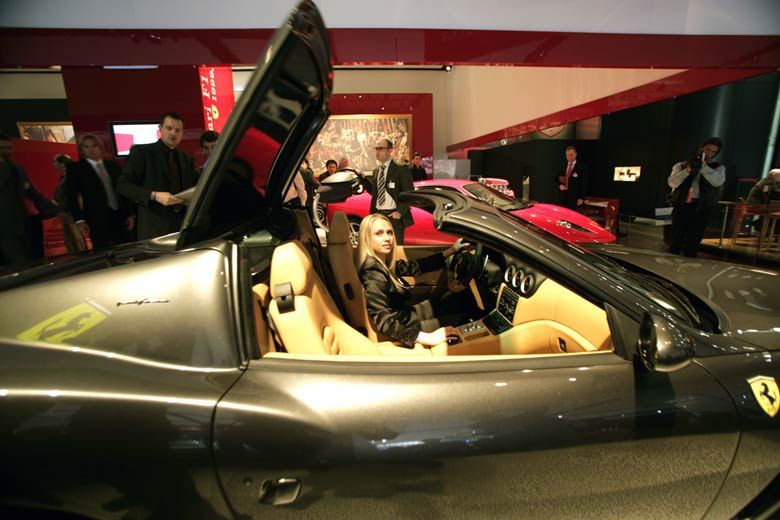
326;211;380;341
513;280;612;351
252;283;275;356
255;214;614;361
445;280;612;356
267;240;432;357
446;320;605;356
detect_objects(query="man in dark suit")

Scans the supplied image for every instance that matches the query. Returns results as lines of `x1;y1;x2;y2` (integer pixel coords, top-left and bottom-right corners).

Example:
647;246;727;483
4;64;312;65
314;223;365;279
368;138;414;244
558;145;589;210
410;152;427;181
195;130;219;177
318;159;337;182
117;112;196;240
66;134;133;249
0;158;30;268
0;134;57;262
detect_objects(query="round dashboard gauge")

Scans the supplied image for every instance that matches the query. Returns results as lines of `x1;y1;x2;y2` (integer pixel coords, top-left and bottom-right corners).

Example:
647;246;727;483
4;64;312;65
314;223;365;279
504;265;516;285
520;273;535;295
511;268;524;289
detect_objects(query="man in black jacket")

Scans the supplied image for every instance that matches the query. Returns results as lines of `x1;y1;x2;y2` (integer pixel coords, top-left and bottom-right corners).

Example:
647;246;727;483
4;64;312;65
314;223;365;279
368;138;414;244
195;130;219;177
558;145;589;209
0;158;29;267
117;112;196;240
66;134;133;249
410;152;427;181
0;134;56;262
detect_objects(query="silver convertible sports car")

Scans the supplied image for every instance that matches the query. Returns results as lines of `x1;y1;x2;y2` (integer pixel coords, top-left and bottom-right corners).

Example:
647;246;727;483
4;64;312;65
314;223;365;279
2;2;780;519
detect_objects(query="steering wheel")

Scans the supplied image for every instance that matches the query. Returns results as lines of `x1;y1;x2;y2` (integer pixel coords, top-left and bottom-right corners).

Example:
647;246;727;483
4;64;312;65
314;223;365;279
447;242;484;293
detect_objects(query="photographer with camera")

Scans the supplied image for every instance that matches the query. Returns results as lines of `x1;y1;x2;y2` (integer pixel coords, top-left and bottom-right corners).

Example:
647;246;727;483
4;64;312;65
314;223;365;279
667;137;725;257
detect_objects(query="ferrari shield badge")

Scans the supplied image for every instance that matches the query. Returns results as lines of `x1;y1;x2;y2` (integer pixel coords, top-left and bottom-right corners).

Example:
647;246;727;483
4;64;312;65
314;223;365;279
17;301;109;344
747;376;779;418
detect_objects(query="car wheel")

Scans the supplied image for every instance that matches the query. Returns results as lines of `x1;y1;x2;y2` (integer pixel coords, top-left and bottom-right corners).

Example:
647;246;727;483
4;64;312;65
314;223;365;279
348;217;361;248
316;202;328;226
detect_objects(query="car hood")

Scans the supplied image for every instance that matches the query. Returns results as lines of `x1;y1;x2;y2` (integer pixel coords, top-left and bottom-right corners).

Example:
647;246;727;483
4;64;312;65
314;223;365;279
589;244;780;350
513;203;616;244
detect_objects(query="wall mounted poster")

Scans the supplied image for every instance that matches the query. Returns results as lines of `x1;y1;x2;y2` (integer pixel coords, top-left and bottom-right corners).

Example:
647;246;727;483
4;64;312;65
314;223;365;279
307;114;411;175
17;122;75;143
614;166;642;182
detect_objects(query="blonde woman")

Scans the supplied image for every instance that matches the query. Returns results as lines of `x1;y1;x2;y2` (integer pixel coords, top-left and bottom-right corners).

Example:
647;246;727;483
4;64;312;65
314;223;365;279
357;213;469;347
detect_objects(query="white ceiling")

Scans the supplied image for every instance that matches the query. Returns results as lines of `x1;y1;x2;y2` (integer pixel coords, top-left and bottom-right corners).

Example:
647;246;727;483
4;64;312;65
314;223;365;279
1;0;779;35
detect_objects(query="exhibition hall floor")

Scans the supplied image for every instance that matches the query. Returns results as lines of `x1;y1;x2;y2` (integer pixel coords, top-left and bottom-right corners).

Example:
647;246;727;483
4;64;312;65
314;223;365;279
616;217;780;269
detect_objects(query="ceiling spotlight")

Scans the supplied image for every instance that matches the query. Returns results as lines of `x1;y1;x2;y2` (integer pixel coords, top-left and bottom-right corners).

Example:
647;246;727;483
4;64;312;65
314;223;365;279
443;65;452;72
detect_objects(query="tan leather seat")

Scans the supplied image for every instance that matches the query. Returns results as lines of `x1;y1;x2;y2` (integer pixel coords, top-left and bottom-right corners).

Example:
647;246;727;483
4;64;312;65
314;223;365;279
268;240;431;357
326;211;381;341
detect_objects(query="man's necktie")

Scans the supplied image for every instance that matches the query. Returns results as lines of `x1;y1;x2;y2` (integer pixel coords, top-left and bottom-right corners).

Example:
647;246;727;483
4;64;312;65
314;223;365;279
168;150;182;194
376;164;387;207
95;162;119;211
565;162;573;185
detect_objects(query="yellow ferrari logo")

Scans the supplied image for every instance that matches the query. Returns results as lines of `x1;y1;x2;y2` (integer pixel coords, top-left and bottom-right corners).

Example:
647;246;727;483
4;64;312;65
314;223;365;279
748;376;779;418
17;302;108;344
211;104;220;119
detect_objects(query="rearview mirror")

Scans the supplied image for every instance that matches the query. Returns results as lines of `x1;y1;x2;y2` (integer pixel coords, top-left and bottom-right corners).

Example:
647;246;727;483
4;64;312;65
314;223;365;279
637;312;694;372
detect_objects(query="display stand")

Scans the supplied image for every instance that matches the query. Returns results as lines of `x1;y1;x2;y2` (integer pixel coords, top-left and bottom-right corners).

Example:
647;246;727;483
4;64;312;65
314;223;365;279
580;197;620;233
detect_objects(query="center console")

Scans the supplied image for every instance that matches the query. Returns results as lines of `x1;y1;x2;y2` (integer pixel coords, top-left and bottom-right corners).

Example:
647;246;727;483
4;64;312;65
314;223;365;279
457;284;520;339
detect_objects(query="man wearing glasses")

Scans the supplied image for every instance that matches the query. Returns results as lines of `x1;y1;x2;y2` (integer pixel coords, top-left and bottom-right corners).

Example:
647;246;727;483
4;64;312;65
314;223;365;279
369;138;414;244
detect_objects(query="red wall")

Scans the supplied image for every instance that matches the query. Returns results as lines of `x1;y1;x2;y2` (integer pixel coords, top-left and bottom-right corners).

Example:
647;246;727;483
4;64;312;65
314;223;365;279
61;65;205;161
10;138;79;198
3;29;778;70
59;64;432;164
329;93;433;157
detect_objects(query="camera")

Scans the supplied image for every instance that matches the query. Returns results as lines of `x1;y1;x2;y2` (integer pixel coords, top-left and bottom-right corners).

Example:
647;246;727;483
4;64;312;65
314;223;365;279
686;151;706;171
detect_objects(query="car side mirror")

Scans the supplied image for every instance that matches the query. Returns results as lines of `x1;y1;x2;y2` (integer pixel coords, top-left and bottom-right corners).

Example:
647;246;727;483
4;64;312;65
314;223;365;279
637;312;694;372
312;170;364;231
316;169;364;203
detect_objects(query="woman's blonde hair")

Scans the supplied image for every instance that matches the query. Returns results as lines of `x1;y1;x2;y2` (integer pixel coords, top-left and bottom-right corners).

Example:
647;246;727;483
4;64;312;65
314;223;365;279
357;214;405;288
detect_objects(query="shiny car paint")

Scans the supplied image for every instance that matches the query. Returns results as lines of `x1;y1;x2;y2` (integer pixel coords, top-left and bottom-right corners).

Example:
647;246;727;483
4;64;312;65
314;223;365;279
1;1;779;519
326;178;616;245
587;242;780;351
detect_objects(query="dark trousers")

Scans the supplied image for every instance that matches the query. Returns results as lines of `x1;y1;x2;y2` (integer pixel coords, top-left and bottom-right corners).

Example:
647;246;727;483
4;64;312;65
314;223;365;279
0;232;30;268
414;290;474;332
377;210;406;245
89;209;125;249
25;216;44;259
669;202;711;257
411;265;478;333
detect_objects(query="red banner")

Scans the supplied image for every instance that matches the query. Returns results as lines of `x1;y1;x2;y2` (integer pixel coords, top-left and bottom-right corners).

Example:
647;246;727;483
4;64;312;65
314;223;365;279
198;66;235;133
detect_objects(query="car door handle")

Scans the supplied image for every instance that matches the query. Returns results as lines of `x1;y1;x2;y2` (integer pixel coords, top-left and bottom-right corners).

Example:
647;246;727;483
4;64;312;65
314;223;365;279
258;477;302;506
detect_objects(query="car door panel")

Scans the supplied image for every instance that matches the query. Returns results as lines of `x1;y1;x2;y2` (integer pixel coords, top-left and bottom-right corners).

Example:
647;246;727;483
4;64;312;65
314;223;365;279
695;351;780;519
214;354;738;519
0;342;239;519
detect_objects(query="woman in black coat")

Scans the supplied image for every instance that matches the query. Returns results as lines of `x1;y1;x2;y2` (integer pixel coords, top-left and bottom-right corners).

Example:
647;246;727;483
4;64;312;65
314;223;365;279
357;213;467;347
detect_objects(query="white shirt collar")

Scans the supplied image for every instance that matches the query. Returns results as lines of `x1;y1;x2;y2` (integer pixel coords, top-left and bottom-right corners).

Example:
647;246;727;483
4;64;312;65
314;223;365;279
86;158;103;168
380;159;392;170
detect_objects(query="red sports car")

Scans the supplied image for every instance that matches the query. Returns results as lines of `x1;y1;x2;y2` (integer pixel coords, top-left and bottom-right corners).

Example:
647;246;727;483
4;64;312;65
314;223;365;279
325;178;616;245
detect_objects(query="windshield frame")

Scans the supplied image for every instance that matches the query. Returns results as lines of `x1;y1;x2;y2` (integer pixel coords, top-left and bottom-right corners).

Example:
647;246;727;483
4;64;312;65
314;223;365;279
492;208;703;326
407;188;704;328
461;182;528;210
